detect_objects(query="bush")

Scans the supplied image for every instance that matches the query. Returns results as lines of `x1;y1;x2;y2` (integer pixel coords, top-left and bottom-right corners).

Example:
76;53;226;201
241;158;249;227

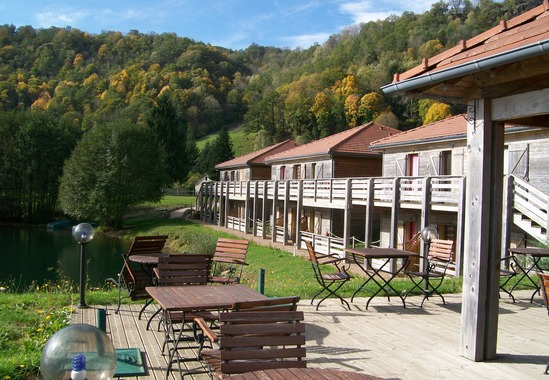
178;230;217;254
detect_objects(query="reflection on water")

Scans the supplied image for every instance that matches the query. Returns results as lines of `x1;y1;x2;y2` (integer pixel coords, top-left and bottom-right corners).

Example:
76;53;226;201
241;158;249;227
0;226;130;287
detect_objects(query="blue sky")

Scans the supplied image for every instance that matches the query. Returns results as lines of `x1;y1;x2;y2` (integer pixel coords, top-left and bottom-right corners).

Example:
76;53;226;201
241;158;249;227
1;1;442;50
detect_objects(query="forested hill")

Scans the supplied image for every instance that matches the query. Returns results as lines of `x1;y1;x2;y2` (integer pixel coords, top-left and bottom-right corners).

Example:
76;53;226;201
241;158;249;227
0;0;541;148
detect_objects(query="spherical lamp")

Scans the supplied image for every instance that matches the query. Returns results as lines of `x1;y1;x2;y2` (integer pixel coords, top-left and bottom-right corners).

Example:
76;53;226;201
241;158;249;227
72;223;95;308
420;226;438;244
40;324;116;380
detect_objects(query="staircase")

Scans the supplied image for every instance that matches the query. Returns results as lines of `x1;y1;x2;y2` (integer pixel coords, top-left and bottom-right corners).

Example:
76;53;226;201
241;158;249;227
509;175;549;244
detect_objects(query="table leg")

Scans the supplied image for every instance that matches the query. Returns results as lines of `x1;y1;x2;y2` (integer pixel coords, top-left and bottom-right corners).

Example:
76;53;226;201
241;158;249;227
365;257;409;309
509;256;541;302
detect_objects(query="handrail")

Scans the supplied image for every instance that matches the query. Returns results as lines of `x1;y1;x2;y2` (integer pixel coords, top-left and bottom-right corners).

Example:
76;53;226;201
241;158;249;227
511;175;549;236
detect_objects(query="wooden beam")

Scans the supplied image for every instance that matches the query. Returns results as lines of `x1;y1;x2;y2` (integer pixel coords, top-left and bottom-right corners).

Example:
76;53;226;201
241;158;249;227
492;87;549;121
460;99;503;361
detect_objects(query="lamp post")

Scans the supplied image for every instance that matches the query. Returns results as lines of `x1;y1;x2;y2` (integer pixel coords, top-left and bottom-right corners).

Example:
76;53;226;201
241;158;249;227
420;226;438;293
72;223;95;308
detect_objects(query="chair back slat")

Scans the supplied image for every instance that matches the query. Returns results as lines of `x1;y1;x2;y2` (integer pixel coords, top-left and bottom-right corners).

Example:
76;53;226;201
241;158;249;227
214;310;306;375
539;273;549;316
232;296;300;312
156;254;212;286
210;238;250;284
127;235;168;257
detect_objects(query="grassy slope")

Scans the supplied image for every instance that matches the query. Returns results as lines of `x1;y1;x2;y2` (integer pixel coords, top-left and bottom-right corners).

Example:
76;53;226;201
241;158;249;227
196;125;259;157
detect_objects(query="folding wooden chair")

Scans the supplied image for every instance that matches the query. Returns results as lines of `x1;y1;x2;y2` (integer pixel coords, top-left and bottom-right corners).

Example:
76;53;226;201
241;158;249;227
538;273;549;374
113;235;168;317
198;310;306;378
403;238;454;307
305;241;351;310
209;238;249;284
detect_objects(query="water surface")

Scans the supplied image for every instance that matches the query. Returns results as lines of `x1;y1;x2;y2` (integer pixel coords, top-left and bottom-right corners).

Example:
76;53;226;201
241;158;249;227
0;226;130;288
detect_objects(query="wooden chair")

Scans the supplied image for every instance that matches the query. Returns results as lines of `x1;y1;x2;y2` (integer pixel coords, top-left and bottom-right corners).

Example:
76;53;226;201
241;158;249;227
403;238;454;307
209;238;250;284
305;240;351;310
194;296;301;355
198;310;306;378
114;235;168;317
539;273;549;374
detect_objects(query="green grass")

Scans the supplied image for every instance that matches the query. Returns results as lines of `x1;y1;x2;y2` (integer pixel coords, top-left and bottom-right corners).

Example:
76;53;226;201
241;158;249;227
0;199;520;379
196;125;259;157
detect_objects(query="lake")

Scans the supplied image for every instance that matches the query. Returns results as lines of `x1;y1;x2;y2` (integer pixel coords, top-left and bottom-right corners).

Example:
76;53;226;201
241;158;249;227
0;226;130;288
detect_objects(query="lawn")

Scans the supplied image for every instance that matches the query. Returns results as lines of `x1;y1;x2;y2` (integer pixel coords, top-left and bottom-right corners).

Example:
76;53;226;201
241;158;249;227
0;195;501;379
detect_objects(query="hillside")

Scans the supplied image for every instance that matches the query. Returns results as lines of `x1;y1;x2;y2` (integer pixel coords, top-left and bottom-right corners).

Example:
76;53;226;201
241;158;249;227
0;1;542;147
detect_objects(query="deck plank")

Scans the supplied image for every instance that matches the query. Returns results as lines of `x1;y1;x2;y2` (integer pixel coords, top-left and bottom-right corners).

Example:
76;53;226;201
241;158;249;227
71;290;548;380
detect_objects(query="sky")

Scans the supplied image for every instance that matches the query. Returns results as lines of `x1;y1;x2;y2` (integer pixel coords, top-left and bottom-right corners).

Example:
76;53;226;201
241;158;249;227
1;1;443;50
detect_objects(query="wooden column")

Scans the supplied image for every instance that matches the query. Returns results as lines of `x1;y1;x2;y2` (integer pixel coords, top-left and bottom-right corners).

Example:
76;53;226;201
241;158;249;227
295;180;303;248
364;178;374;248
343;179;352;250
252;181;259;236
460;99;504;361
261;181;268;239
283;181;290;245
390;177;400;248
272;181;279;243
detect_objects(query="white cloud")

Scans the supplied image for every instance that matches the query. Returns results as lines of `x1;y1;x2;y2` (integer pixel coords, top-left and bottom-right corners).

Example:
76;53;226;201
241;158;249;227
35;8;91;28
339;0;436;24
283;32;331;49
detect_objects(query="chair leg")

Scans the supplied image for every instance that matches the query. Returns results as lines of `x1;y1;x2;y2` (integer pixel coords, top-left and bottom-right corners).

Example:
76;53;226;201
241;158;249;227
314;280;350;311
138;298;153;320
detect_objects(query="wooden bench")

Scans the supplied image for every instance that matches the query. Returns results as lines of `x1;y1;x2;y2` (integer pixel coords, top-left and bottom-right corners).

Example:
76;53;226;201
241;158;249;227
209;238;250;284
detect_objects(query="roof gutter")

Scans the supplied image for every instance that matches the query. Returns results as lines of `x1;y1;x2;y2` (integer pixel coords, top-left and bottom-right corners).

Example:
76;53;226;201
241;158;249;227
370;134;465;150
381;39;549;95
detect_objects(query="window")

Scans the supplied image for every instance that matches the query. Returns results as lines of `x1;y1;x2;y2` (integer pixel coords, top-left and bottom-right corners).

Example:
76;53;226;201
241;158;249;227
280;166;286;180
440;151;452;175
406;153;419;176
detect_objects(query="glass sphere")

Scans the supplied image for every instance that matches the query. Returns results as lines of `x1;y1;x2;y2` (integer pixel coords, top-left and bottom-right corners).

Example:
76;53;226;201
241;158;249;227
40;324;116;380
420;226;438;243
72;223;95;244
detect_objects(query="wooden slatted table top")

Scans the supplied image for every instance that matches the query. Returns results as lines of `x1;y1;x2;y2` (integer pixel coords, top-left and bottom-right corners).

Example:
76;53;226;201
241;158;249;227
508;247;549;257
146;284;267;311
223;368;385;379
346;247;418;259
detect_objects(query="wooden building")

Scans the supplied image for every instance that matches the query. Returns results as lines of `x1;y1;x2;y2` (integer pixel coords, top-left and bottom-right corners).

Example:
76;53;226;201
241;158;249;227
216;139;300;181
380;1;549;362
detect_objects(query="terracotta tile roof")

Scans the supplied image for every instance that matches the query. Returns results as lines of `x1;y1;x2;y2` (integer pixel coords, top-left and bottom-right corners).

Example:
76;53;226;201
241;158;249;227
370;114;466;148
215;139;300;169
393;2;549;82
265;122;400;163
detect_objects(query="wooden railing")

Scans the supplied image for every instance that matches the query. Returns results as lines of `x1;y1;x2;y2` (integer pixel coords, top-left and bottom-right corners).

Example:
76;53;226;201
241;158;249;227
201;176;464;211
511;175;549;236
300;231;346;257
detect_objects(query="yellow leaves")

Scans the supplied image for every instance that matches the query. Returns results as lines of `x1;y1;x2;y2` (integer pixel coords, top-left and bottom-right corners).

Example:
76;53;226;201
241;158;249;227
423;102;451;125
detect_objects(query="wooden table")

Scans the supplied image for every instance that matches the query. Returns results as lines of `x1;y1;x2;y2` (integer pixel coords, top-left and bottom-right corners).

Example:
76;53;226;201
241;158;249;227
508;247;549;302
146;284;268;377
223;368;385;379
128;252;169;265
346;247;418;309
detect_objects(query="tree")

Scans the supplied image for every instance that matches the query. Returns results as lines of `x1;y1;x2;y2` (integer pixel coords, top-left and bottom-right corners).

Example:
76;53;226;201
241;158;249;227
213;126;235;171
146;92;188;184
58;121;168;229
0;110;79;222
424;102;452;124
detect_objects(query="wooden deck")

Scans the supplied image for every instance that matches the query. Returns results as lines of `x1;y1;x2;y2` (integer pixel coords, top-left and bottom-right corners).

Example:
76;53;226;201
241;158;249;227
72;290;548;380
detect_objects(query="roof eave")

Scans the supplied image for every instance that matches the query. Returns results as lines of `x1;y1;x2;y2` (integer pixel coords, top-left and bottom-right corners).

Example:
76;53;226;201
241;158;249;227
381;39;549;96
371;135;466;150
